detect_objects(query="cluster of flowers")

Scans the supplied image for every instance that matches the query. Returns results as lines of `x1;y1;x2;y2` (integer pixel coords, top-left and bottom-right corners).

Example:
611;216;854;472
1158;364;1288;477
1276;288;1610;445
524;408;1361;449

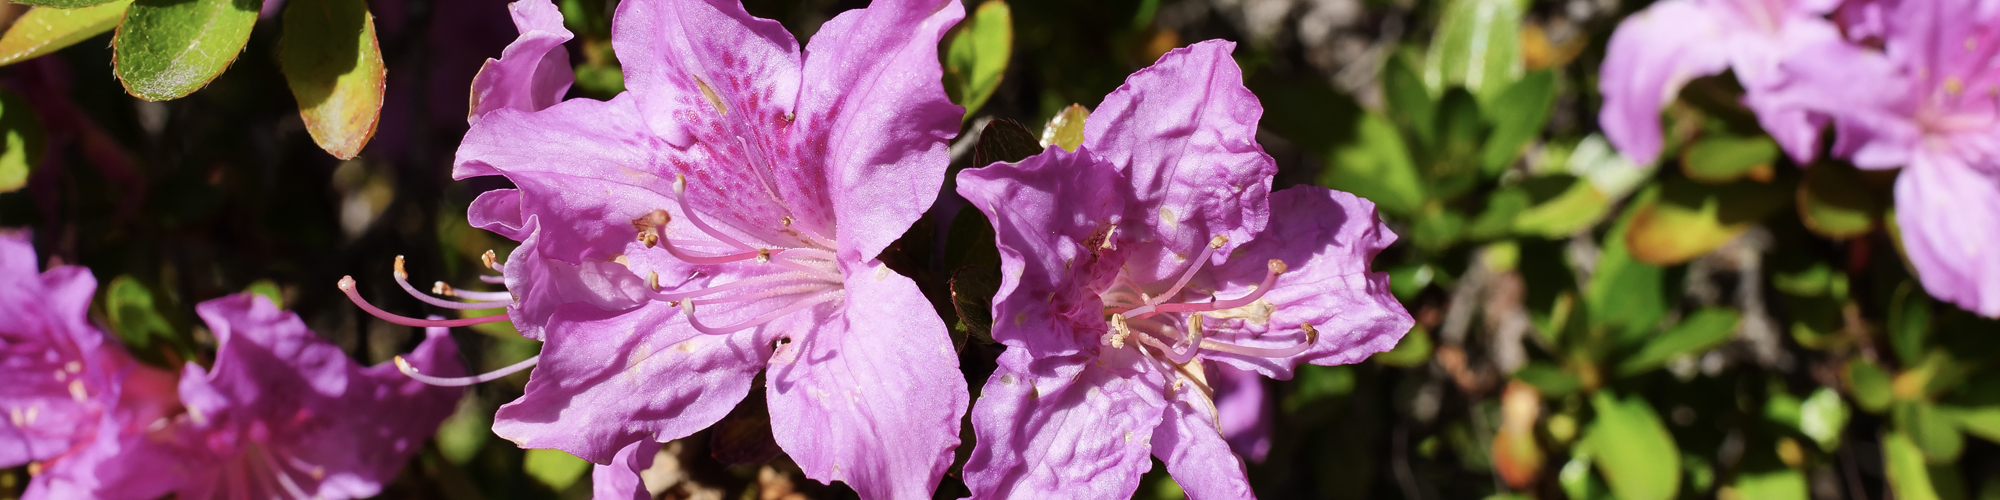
0;233;463;498
2;0;1413;497
1600;0;2000;317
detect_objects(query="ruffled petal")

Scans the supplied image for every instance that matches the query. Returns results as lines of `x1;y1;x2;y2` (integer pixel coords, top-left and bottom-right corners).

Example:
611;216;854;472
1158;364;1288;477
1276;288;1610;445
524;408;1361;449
1598;0;1731;165
963;349;1164;499
955;147;1127;367
592;440;663;500
800;0;964;262
303;326;464;499
1897;152;2000;317
467;0;575;124
1083;40;1275;285
0;234;106;466
765;264;964;499
494;301;769;463
1151;384;1254;500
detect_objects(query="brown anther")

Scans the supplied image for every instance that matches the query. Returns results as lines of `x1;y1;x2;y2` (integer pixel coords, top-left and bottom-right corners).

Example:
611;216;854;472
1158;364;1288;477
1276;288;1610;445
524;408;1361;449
433;281;456;297
632;209;670;248
756;248;772;263
1300;323;1320;344
481;250;499;270
1268;259;1289;275
1188;314;1205;335
393;255;409;280
647;271;661;291
781;216;794;227
1208;234;1228;249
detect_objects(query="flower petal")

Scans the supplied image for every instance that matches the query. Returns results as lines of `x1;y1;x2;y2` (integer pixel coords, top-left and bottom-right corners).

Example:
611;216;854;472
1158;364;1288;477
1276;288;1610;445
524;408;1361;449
963;349;1163;499
1897;152;2000;317
1151;386;1255;500
1083;39;1275;285
956;148;1127;366
592;440;663;500
800;0;964;262
765;264;964;499
494;301;769;463
0;234;106;466
1208;362;1270;463
467;0;575;125
1598;0;1731;165
1195;187;1411;378
305;326;464;499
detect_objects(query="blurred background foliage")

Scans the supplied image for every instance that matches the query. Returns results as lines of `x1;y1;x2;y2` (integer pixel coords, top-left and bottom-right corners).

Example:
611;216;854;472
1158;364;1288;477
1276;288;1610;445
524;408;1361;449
0;0;1994;498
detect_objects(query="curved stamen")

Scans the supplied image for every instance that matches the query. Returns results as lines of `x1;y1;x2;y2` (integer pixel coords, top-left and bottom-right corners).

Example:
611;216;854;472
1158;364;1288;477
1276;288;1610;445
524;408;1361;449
647;271;823;302
1150;259;1287;316
660;237;778;265
394;354;540;387
338;276;509;327
673;174;754;252
1119;235;1228;318
392;257;514;310
682;291;841;336
478;275;506;284
1130;317;1202;364
442;287;513;302
1199;324;1319;359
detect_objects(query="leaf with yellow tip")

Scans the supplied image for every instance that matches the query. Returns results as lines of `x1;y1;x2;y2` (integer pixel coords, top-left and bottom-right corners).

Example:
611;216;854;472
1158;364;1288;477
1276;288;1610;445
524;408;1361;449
279;0;386;159
1040;103;1087;152
0;0;134;67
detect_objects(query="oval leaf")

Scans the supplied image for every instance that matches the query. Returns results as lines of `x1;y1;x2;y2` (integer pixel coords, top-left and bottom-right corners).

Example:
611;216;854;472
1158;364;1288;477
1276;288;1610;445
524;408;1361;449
113;0;261;101
279;0;386;159
942;0;1011;121
1627;177;1791;265
1039;103;1087;152
1884;432;1942;500
1422;0;1524;99
1680;135;1778;184
1586;392;1682;500
0;0;134;67
1798;161;1886;239
1616;307;1741;376
0;89;47;193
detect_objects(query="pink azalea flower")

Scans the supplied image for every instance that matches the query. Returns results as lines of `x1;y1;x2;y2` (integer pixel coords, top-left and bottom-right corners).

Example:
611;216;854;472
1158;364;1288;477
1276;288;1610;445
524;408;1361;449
343;0;971;496
466;0;575;124
954;40;1412;499
1598;0;1844;164
34;294;462;500
1761;0;2000;316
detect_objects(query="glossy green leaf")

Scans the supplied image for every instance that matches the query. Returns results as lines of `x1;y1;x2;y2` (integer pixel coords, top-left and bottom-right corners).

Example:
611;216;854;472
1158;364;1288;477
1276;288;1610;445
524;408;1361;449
280;0;386;159
1885;432;1942;500
106;276;175;351
1373;323;1431;368
1322;113;1426;217
1480;70;1555;174
523;448;590;491
1799;388;1850;451
1040;103;1087;152
1897;402;1964;463
1586;392;1681;500
0;0;134;67
11;0;119;8
943;0;1012;120
1731;468;1808;500
1422;0;1525;100
1798;161;1886;238
1512;175;1612;238
1627;177;1791;265
1680;135;1777;184
1616;308;1740;376
0;89;45;193
113;0;261;101
1849;358;1894;414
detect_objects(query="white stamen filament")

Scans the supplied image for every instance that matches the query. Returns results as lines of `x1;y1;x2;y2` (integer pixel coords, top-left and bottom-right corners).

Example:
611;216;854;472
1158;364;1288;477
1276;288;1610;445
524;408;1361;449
395;354;541;387
673;174;755;252
683;291;842;336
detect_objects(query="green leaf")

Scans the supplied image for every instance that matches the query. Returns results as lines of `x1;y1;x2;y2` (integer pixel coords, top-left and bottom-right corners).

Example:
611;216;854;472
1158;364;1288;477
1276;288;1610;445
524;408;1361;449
1284;364;1357;412
1885;432;1943;500
1586;392;1682;500
1586;189;1670;342
1386;263;1435;300
105;276;176;351
1897;402;1965;463
1799;388;1851;451
0;1;134;67
1731;468;1808;500
1480;70;1555;174
1848;358;1894;414
1943;404;2000;445
1891;281;1934;367
1373;323;1431;368
0;89;46;193
1559;452;1613;500
1427;88;1484;199
1511;175;1612;238
1680;135;1778;184
1626;176;1791;265
1422;0;1525;100
942;0;1011;121
434;395;490;465
1513;361;1580;397
1322;113;1426;217
113;0;261;101
280;0;386;159
1382;53;1435;145
1798;161;1886;238
1616;307;1740;376
1410;205;1466;252
1039;103;1087;152
243;280;283;309
11;0;119;8
523;448;591;491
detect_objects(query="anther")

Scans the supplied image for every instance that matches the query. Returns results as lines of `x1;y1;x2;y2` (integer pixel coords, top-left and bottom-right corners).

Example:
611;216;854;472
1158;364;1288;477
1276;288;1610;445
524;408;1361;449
632;209;670;248
481;250;499;270
756;248;771;263
393;255;409;280
432;281;455;297
1148;258;1290;316
782;216;794;227
1208;234;1228;249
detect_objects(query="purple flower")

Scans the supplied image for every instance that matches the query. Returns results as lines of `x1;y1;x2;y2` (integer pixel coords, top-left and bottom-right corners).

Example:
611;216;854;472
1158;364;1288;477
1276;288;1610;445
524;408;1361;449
0;231;179;498
337;0;970;496
40;294;463;500
954;40;1412;499
1760;0;2000;316
593;440;663;500
1598;0;1844;164
467;0;575;124
1210;363;1271;463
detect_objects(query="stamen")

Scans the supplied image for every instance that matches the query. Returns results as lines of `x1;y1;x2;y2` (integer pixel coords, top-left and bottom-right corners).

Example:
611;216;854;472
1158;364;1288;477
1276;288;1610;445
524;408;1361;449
1121;235;1228;318
395;354;540;387
673;174;754;251
450;289;513;302
682;291;840;335
1198;323;1319;358
659;236;780;265
391;258;513;310
338;276;509;327
479;275;505;284
647;272;824;302
481;250;500;270
1150;259;1287;315
1129;319;1201;364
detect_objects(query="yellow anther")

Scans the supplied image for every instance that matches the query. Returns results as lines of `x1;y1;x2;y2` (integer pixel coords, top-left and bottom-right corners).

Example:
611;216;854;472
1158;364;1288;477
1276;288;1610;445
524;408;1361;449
1269;259;1289;275
1208;234;1229;249
432;281;456;297
393;255;408;280
481;250;499;270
